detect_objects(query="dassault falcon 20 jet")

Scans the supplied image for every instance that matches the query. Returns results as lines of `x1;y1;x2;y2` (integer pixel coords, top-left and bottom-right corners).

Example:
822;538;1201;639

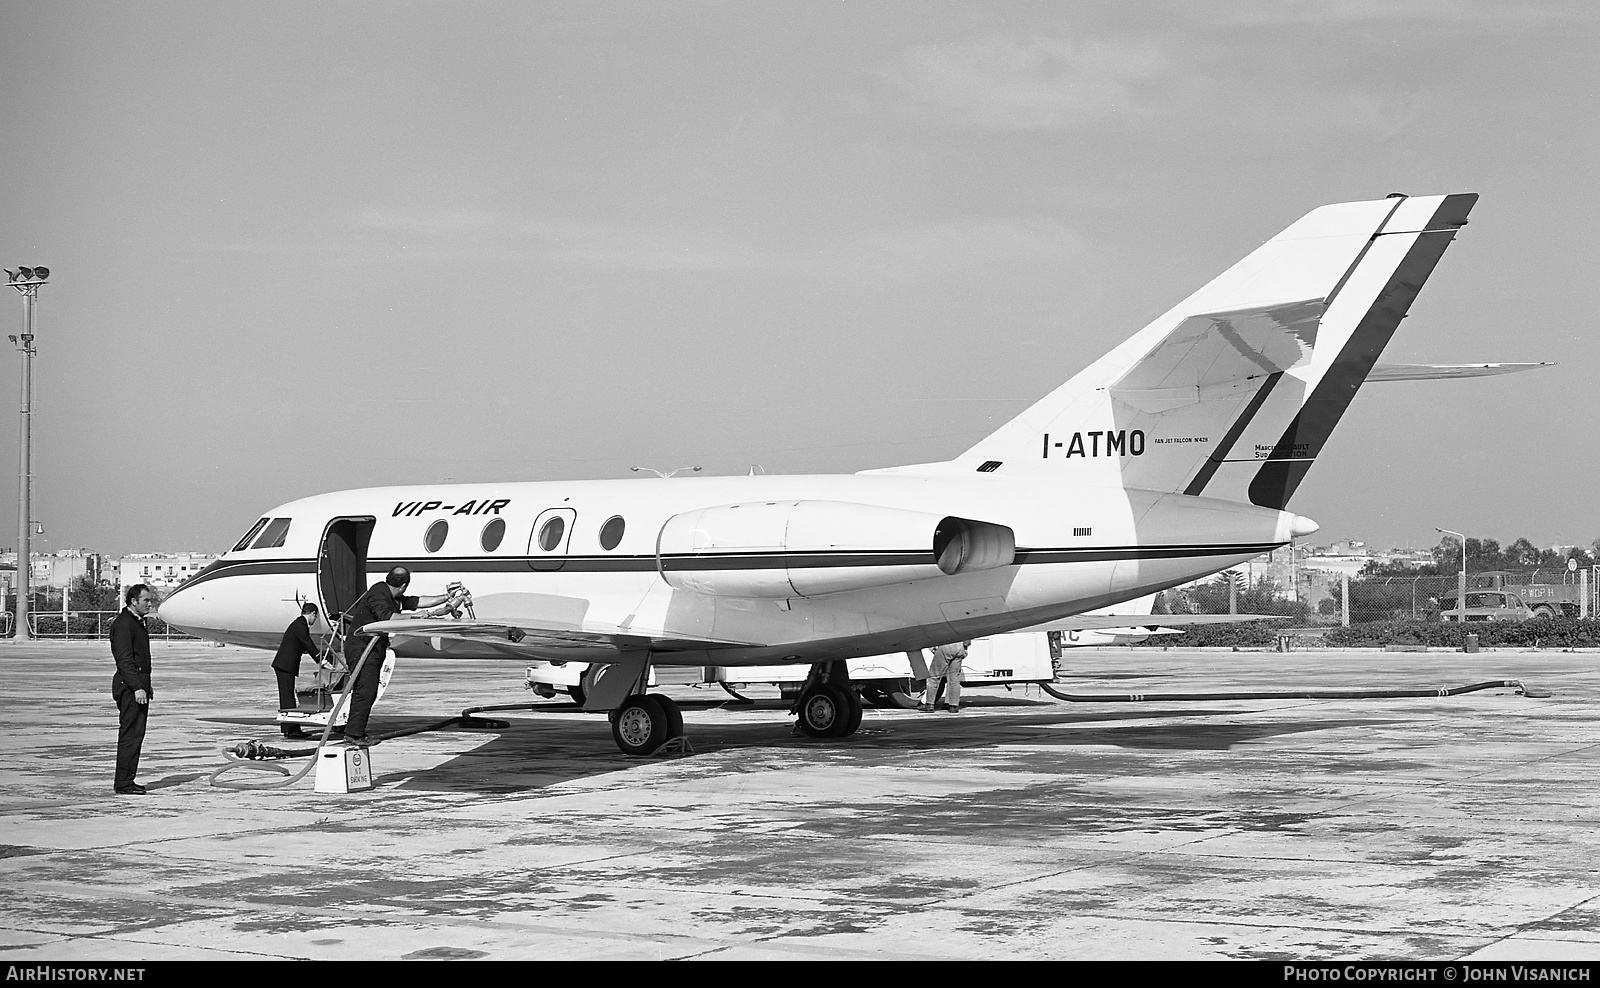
162;192;1534;755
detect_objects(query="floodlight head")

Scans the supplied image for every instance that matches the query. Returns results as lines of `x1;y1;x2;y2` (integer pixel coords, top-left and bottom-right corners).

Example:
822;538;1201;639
16;267;32;281
31;267;47;280
3;270;14;283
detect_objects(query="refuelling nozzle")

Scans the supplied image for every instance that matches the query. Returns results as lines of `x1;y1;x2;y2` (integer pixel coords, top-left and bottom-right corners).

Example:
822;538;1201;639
230;740;296;760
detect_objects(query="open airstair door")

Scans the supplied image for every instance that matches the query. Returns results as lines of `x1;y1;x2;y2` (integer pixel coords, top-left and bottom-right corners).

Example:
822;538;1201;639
317;517;375;622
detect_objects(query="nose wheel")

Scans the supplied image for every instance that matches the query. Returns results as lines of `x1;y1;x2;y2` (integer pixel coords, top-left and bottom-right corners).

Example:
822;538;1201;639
609;693;684;756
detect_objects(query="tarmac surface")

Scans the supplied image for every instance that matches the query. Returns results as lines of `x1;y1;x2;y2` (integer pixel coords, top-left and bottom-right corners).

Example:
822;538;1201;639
1;640;1597;961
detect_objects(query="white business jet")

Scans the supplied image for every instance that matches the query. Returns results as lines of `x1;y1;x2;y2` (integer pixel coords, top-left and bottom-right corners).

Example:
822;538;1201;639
161;192;1532;755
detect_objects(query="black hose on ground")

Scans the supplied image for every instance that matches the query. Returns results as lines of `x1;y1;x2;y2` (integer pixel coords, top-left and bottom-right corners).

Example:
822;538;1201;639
210;637;382;790
208;689;579;789
1039;679;1552;702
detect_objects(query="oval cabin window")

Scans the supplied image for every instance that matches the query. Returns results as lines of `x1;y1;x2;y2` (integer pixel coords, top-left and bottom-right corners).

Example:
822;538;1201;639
599;515;625;551
480;518;506;552
537;516;565;552
424;520;448;553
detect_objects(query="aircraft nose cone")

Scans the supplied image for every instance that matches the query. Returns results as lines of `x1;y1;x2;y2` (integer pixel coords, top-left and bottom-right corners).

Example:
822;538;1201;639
156;583;199;632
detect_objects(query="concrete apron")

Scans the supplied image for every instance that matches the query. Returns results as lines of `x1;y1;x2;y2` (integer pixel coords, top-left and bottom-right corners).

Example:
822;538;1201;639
1;641;1598;960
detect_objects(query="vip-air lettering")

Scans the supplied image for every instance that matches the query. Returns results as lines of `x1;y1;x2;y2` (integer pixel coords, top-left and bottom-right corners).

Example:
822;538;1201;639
1041;431;1145;459
392;499;511;518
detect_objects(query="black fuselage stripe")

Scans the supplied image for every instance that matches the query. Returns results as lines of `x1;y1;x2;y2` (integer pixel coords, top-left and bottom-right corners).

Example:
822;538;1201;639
171;541;1285;589
1248;194;1477;509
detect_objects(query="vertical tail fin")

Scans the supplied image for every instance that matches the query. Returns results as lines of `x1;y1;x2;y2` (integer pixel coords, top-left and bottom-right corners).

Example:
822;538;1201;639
913;193;1476;507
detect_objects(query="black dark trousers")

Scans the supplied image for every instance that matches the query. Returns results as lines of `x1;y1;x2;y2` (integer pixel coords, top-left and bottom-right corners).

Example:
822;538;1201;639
276;669;299;710
342;635;385;738
112;678;148;788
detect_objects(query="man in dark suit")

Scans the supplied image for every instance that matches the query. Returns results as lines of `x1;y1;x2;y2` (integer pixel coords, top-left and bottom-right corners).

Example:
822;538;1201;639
272;602;329;739
341;567;459;746
110;584;158;794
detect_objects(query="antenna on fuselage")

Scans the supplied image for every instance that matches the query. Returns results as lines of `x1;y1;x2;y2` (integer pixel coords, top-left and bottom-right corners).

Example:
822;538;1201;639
630;465;702;478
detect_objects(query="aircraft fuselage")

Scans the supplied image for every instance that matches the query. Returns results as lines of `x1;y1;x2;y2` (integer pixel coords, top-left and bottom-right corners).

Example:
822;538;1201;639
159;472;1307;666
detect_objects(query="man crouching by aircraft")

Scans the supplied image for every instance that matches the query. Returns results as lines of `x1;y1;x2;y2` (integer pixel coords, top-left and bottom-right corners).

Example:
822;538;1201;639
340;566;460;746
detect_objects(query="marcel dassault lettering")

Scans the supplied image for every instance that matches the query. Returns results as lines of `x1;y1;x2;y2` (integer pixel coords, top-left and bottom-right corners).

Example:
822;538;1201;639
6;969;145;982
1283;968;1591;983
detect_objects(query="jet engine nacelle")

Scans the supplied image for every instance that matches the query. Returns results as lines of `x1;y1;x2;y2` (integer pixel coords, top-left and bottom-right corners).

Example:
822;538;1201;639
656;500;1016;598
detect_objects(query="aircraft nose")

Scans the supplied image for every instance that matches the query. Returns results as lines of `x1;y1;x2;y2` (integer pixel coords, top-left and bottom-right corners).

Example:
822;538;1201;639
157;582;200;632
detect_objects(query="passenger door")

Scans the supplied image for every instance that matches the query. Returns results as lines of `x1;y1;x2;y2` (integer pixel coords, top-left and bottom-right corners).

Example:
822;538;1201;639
318;517;375;619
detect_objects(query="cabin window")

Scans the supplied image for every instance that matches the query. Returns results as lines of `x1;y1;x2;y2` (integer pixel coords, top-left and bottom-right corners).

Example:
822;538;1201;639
537;516;566;552
480;518;506;552
424;520;448;553
232;518;268;552
599;516;625;551
253;518;292;550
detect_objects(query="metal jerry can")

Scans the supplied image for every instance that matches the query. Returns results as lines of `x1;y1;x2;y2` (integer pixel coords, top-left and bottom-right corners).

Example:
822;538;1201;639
314;743;374;794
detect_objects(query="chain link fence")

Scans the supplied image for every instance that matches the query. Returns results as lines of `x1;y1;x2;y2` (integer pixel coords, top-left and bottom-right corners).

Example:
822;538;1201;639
1164;568;1597;625
7;610;198;640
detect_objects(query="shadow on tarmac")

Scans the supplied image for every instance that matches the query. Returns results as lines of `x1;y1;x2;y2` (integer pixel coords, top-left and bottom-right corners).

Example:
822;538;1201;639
270;699;1406;795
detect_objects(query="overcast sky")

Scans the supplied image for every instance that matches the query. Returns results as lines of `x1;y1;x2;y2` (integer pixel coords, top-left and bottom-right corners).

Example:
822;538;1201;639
0;0;1595;557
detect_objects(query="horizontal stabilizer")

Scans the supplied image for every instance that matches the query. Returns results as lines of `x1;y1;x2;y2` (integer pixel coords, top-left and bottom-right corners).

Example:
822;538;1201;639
1366;362;1552;382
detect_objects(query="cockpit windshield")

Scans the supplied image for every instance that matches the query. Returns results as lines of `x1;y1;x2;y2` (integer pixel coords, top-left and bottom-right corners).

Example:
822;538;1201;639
231;518;269;552
253;518;292;549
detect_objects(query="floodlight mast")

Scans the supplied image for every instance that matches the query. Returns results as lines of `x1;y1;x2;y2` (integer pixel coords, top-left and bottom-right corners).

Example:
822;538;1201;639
1436;527;1468;624
8;267;46;640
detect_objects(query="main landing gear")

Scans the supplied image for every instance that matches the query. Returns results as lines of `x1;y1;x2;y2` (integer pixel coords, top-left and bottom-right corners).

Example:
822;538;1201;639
609;693;685;756
792;661;863;740
602;657;867;755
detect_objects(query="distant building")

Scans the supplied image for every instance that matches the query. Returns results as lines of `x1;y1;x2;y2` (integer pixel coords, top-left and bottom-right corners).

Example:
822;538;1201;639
117;553;221;593
0;549;107;588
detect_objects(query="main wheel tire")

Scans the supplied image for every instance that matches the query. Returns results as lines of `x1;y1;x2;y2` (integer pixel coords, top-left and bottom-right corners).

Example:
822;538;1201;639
650;693;684;739
838;686;863;738
611;695;669;756
796;683;851;738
